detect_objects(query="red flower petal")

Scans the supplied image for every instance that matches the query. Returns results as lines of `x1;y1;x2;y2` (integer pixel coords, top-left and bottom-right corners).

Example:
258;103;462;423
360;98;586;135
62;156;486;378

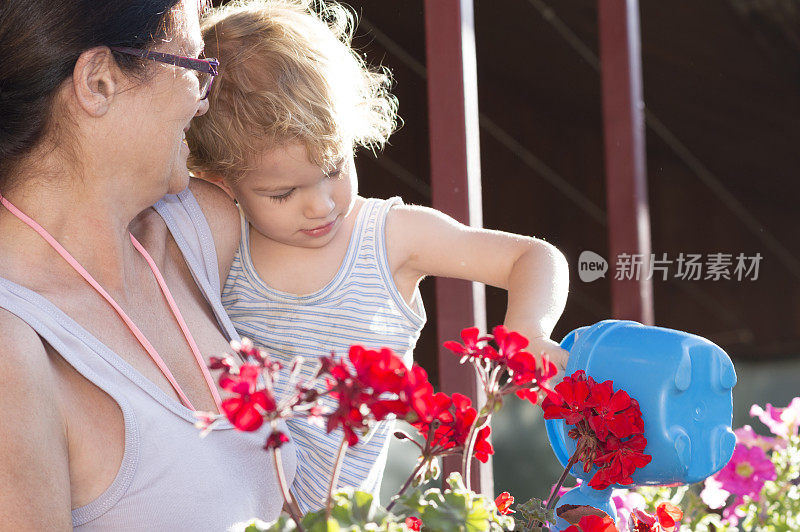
494;492;515;514
656;502;683;531
564;514;620;532
405;516;422;531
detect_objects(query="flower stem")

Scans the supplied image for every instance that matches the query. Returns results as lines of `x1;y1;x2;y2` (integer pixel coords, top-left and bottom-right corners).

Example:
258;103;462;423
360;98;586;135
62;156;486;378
544;442;582;513
272;446;305;531
461;412;493;492
325;435;349;521
386;456;431;513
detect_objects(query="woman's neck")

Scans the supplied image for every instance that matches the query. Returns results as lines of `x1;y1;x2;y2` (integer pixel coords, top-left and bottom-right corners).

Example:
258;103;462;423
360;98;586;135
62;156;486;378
0;173;158;294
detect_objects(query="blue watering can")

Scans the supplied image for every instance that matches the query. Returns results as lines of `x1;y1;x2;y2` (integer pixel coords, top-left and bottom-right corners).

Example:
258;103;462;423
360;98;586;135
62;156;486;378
545;320;737;530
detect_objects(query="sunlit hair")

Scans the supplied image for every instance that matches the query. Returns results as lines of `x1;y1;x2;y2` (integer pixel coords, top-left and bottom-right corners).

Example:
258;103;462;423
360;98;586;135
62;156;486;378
187;0;398;180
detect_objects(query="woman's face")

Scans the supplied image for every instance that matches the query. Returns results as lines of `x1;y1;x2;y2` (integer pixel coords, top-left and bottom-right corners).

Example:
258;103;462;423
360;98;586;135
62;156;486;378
118;0;209;196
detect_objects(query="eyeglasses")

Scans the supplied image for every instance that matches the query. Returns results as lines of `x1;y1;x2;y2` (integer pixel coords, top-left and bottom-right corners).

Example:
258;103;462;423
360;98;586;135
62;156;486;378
110;46;219;100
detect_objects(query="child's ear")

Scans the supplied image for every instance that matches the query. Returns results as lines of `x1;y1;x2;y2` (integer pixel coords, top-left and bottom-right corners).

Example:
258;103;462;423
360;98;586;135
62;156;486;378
193;170;236;200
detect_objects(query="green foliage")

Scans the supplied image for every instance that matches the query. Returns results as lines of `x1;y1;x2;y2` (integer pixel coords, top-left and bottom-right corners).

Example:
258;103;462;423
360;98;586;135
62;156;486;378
243;475;518;531
241;490;406;531
738;434;800;531
633;434;800;531
242;515;295;531
391;473;515;532
513;497;552;532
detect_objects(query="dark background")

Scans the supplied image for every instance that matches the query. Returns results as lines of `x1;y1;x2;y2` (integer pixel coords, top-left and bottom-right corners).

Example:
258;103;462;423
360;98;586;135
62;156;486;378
345;0;800;371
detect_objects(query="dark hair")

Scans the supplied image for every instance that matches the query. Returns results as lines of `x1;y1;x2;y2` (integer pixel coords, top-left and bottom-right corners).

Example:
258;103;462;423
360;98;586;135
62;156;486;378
0;0;184;185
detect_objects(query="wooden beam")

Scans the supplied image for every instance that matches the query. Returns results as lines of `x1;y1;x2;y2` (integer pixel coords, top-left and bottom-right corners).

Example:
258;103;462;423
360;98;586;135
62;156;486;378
424;0;492;495
598;0;655;324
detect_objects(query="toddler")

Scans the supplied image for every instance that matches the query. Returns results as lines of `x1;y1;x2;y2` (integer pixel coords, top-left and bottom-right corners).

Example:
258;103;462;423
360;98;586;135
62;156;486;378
187;0;569;512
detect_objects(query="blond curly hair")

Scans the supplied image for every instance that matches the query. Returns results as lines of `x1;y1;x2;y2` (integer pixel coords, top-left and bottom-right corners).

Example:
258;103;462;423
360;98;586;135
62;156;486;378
186;0;398;180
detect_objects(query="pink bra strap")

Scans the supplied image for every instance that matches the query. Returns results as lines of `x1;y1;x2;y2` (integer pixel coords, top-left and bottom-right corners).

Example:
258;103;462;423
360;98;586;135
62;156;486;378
130;234;223;410
0;194;222;413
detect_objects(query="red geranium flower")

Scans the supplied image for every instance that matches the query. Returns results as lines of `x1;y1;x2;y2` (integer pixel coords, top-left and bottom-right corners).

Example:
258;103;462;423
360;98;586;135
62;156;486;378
450;393;478;444
542;371;650;490
220;392;275;431
400;365;436;423
411;392;494;462
412;391;454;427
494;492;515;514
492;325;529;362
564;514;619;532
542;371;594;424
596;435;651;475
219;364;277;431
587;380;636;440
472;425;494;463
630;502;682;532
656;502;683;531
508;351;558;404
443;327;497;360
349;345;408;395
404;516;422;531
219;363;261;395
321;346;419;446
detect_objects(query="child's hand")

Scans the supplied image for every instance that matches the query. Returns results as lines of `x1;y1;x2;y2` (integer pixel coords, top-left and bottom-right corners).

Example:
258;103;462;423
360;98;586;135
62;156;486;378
527;336;570;373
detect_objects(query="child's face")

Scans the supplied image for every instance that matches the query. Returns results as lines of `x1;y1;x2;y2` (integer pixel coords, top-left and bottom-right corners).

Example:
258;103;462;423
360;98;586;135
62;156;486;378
230;142;357;248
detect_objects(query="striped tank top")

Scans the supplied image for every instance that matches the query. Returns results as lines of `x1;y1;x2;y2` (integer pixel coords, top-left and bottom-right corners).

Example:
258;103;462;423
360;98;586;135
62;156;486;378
222;196;426;512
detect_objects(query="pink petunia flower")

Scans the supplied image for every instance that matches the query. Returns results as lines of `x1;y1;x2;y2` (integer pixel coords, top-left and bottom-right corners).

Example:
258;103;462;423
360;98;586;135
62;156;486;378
714;443;776;499
749;398;800;439
735;425;781;452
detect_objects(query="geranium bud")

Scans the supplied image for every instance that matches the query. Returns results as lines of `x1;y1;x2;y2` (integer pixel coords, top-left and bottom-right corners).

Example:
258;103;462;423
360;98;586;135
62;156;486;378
209;355;234;370
493;399;504;413
264;431;290;450
429;457;441;480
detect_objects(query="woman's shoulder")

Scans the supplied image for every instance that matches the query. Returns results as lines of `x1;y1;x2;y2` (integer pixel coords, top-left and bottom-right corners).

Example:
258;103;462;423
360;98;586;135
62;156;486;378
0;307;62;410
0;306;53;374
0;307;72;527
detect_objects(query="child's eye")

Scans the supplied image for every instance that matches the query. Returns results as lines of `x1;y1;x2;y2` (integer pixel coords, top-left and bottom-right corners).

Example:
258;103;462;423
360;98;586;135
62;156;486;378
269;189;295;202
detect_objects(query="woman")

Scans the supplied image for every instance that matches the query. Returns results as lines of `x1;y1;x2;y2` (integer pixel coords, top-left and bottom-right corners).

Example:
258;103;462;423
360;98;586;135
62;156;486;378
0;0;293;528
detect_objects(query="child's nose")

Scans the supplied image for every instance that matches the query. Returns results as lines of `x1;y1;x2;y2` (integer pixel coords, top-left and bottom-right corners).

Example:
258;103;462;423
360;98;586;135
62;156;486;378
305;193;335;219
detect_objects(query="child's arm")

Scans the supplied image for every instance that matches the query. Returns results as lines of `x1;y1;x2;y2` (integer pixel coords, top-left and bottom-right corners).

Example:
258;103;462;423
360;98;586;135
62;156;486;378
387;204;570;369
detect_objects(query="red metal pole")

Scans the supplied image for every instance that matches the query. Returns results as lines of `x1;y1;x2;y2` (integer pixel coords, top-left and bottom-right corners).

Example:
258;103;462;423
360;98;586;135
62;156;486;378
424;0;491;494
598;0;655;324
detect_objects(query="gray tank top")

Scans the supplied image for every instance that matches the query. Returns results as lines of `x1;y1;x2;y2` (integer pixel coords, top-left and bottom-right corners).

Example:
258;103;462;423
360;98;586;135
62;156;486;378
0;189;297;530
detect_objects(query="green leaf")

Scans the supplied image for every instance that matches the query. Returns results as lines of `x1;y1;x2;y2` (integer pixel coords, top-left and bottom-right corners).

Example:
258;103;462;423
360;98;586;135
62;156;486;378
350;491;377;523
515;497;552;531
305;517;341;532
239;516;297;532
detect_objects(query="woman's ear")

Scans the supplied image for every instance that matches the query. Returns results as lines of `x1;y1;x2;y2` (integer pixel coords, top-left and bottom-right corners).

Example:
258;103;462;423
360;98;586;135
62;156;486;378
71;47;119;117
193;170;236;199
